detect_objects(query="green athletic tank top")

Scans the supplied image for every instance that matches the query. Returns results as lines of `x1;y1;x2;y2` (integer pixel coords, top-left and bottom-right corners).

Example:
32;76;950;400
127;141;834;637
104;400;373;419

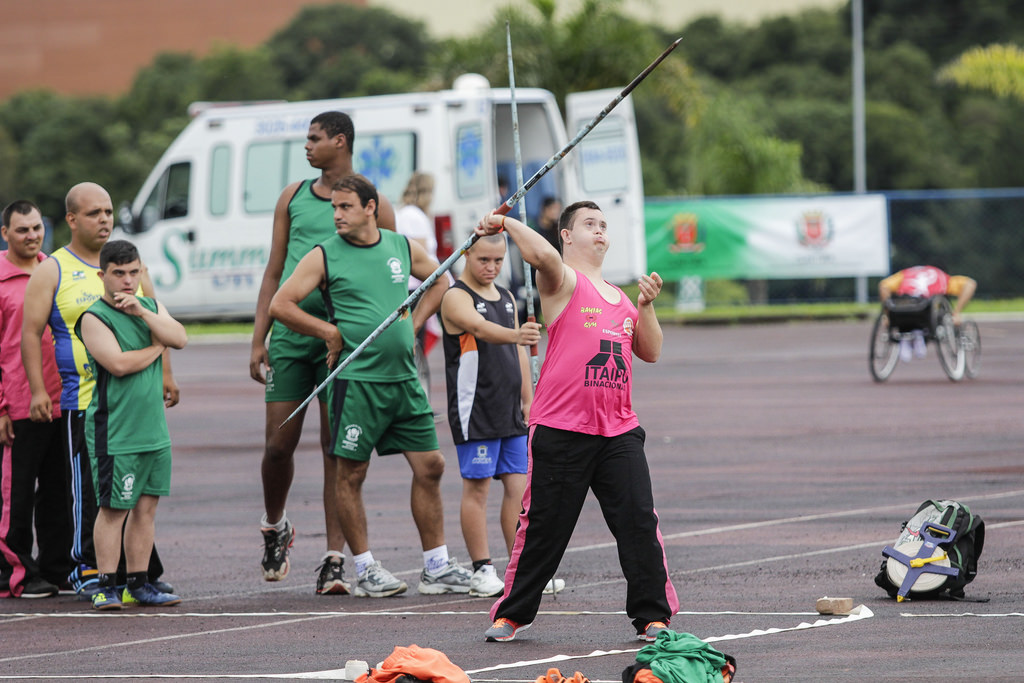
318;230;417;381
77;297;170;455
280;178;335;320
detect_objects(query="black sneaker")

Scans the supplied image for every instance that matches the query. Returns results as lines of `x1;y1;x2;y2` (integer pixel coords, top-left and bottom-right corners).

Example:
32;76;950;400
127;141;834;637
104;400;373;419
261;521;294;581
315;555;351;595
19;576;58;599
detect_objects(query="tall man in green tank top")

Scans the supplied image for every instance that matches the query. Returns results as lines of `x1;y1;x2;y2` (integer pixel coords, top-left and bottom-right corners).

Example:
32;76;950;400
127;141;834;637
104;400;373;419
77;240;188;610
270;174;472;598
250;112;396;593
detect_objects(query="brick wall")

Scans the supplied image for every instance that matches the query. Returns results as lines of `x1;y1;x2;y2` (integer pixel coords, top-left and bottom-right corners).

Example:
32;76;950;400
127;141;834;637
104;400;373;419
0;0;363;99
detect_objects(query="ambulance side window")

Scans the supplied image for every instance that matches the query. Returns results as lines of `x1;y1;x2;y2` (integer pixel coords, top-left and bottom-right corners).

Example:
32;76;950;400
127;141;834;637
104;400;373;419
209;144;231;217
140;162;191;233
244;140;308;213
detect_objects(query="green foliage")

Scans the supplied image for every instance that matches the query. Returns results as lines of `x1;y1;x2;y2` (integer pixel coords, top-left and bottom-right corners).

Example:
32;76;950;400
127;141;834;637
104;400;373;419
938;44;1024;102
685;95;825;195
266;4;432;99
3;0;1024;257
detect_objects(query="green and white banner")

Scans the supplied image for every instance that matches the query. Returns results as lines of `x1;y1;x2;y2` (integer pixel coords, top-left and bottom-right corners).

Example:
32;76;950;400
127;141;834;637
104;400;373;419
646;194;889;279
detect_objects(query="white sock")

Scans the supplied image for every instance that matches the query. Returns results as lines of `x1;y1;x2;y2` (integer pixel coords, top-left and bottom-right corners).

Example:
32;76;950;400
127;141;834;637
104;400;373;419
354;551;374;577
260;513;288;531
423;545;449;574
322;550;344;563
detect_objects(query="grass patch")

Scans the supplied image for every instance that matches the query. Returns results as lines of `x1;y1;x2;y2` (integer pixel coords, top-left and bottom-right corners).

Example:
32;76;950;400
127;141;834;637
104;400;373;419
181;298;1024;335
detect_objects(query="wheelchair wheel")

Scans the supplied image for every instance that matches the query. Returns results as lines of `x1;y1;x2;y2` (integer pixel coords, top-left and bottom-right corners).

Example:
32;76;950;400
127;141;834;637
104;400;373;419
869;312;899;382
960;320;981;379
933;298;964;381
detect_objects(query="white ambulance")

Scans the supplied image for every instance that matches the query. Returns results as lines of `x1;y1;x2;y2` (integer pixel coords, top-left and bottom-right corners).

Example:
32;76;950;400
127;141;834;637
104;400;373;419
115;76;646;319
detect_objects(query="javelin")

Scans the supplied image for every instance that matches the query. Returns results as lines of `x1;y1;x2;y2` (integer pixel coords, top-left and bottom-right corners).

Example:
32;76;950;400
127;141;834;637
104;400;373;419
281;36;683;426
506;22;540;386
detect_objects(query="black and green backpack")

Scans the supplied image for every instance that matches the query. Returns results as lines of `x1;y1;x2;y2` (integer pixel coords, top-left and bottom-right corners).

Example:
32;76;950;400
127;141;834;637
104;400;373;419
874;499;985;601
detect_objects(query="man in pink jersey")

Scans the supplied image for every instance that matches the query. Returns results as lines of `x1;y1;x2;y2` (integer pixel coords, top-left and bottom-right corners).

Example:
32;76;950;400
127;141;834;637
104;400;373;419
878;265;976;361
476;201;678;643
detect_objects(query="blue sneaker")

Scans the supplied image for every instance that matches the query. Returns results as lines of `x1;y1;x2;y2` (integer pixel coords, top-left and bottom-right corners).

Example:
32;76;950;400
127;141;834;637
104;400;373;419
92;588;123;611
127;582;181;606
120;586;139;606
69;564;100;601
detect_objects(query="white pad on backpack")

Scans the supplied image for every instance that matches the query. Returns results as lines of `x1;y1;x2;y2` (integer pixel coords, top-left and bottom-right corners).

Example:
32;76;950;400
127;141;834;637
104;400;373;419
885;540;950;593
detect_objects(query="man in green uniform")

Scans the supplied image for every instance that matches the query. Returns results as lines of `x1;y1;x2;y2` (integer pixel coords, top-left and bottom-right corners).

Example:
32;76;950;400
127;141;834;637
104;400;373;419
76;240;188;610
250;112;396;593
270;174;471;598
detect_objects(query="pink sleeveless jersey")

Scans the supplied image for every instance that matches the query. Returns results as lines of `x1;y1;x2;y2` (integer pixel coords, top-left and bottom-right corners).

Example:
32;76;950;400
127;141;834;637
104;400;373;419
530;270;640;437
897;266;949;298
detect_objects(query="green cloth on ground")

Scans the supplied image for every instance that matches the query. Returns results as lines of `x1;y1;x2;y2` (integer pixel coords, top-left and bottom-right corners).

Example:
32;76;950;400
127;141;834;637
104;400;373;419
635;630;728;683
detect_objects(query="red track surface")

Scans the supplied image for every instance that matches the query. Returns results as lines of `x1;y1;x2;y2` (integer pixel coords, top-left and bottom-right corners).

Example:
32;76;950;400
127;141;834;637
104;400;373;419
3;318;1022;681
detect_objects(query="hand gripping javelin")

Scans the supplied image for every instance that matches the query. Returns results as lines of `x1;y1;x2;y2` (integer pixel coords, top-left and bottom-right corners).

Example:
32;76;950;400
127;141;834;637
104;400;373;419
281;36;683;427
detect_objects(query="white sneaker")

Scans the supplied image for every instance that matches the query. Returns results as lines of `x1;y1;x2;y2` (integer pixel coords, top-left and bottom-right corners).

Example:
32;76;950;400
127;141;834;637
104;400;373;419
899;339;913;363
417;557;473;595
468;564;504;597
912;330;927;359
353;561;407;598
543;577;565;595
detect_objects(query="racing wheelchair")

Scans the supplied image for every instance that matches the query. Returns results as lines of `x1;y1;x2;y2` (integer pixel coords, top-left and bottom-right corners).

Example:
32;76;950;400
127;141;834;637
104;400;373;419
869;295;981;382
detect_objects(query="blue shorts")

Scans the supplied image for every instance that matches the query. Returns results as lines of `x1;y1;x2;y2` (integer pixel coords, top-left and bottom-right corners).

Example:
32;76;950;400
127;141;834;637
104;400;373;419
455;435;528;480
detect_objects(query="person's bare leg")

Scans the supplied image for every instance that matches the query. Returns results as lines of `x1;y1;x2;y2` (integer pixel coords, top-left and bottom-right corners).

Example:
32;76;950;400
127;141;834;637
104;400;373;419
460;477;491;562
318;401;346;553
333;458;370;554
404;450;446;550
123;495;158;573
94;507;130;575
262;401;304;524
498;472;527;557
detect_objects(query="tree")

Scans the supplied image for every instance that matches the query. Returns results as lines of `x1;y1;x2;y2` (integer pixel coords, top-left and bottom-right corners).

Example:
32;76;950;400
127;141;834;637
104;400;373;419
937;44;1024;102
266;4;433;99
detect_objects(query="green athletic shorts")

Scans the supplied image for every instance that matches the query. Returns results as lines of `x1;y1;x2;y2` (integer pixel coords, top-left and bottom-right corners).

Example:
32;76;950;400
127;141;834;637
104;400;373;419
265;323;329;403
94;445;172;510
327;378;438;461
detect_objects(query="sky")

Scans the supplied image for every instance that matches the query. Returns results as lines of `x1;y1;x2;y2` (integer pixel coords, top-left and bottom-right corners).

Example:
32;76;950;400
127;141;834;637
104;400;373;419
370;0;841;37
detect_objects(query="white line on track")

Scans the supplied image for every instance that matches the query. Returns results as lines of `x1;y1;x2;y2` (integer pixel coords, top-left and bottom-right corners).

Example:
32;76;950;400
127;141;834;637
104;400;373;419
0;609;874;679
462;607;874;675
900;612;1024;618
2;492;1017;677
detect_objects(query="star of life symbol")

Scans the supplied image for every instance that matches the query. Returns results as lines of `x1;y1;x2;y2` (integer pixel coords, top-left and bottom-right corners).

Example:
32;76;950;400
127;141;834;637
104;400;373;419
358;137;396;186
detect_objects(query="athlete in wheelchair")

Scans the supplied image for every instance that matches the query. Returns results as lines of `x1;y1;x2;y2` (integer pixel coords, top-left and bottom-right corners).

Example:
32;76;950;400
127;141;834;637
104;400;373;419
869;266;978;382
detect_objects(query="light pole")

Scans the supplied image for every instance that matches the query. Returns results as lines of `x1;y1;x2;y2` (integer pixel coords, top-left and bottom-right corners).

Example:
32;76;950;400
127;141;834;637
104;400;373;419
852;0;869;303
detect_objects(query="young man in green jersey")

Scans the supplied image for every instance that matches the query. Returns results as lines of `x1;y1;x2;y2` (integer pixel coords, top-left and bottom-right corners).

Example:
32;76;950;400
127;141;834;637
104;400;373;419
77;240;188;610
250;112;397;593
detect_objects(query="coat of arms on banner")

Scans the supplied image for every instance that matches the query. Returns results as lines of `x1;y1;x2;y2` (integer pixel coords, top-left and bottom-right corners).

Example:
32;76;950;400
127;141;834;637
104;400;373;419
668;212;705;253
796;210;834;248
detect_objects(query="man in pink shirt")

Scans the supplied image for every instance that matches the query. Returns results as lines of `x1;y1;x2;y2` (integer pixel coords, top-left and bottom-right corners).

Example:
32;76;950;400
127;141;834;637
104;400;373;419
476;201;678;643
0;200;69;598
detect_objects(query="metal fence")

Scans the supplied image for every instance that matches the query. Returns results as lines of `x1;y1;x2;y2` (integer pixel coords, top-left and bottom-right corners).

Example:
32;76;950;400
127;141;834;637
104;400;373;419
885;188;1024;300
722;188;1024;304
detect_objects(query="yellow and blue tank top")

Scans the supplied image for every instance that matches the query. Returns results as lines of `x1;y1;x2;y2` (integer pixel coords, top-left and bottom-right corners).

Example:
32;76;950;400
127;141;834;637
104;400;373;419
49;248;104;411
